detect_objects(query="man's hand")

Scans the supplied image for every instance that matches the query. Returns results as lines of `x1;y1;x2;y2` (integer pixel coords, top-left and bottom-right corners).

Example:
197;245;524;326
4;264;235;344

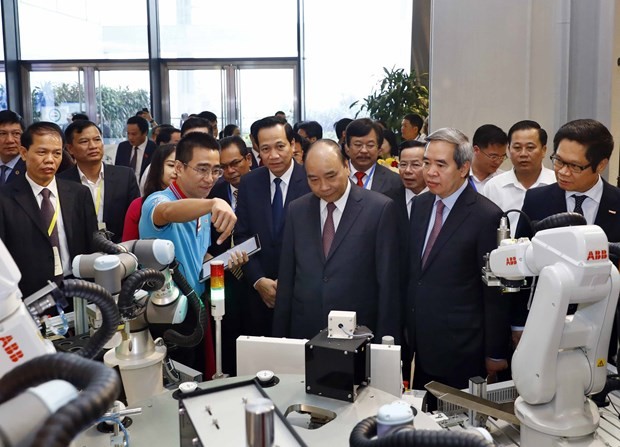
485;357;508;384
211;198;236;244
227;250;249;269
255;278;277;308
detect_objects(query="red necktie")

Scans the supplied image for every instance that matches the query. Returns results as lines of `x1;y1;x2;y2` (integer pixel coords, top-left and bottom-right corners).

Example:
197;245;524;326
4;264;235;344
354;172;365;187
323;202;336;257
421;200;445;267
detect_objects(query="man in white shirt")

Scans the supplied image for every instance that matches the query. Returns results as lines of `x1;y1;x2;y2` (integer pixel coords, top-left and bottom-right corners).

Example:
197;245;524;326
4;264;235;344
482;120;556;235
470;124;508;191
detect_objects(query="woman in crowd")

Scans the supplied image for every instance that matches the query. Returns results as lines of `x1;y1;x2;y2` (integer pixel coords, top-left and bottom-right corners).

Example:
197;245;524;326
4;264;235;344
122;143;177;241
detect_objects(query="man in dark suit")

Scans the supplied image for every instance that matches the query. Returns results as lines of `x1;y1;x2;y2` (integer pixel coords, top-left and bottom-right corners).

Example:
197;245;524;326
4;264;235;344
406;128;509;402
0;110;26;185
235;116;311;336
273;140;400;340
0;122;98;299
515;119;620;355
207;135;253;374
345;118;402;196
58;120;140;243
114;115;156;181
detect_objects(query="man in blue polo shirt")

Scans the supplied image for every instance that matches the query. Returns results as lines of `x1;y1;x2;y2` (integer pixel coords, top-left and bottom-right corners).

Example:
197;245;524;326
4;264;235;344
140;131;238;375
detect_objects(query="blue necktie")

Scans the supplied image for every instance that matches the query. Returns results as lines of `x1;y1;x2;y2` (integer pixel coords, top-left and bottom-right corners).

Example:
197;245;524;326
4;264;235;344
272;178;284;237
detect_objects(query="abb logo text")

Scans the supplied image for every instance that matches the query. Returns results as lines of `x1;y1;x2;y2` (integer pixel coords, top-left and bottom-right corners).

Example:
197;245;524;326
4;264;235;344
0;336;24;363
505;256;517;266
587;250;608;261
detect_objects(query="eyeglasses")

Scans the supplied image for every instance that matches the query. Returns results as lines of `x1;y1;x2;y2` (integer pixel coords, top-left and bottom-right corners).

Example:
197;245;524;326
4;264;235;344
220;158;244;170
550;155;591;173
0;131;22;140
350;141;377;151
479;151;507;162
398;161;423;170
183;163;223;178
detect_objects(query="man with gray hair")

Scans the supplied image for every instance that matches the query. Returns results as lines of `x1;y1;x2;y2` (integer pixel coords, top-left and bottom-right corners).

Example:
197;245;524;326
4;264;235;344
405;128;510;409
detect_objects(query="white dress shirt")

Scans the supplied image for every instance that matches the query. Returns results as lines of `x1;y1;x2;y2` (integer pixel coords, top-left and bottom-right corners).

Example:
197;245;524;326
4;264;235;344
348;161;376;190
469;168;505;192
482;167;556;236
405;187;428;218
320;181;351;234
77;163;105;224
25;174;72;275
269;160;295;204
564;175;603;225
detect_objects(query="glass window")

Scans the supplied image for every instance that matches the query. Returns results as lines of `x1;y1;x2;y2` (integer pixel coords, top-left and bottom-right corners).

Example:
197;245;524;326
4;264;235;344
238;68;295;137
18;0;148;60
159;0;297;58
96;70;151;151
168;69;223;130
29;71;85;126
0;71;6;112
303;0;413;139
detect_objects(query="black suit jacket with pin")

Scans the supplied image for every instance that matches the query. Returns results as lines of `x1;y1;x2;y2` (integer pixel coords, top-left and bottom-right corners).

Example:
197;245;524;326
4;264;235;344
58;164;140;243
3;158;25;184
406;184;509;381
0;175;98;297
114;140;157;179
273;184;401;341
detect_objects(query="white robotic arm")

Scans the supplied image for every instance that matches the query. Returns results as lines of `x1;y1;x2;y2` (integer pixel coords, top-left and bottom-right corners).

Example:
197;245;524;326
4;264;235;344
488;225;620;446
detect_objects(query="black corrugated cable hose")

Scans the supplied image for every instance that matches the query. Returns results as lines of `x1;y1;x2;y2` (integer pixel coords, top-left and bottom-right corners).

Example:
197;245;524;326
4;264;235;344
164;260;207;348
0;353;120;447
349;416;491;447
91;229;124;254
532;212;587;234
117;268;165;319
61;279;120;359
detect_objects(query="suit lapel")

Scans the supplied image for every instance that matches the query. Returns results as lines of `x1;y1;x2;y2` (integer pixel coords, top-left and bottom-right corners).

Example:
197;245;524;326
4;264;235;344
370;163;384;192
12;176;48;238
285;163;306;206
102;164;114;220
326;186;362;261
8;158;25;182
57;180;76;248
595;180;620;234
307;196;326;262
422;185;474;272
411;193;433;269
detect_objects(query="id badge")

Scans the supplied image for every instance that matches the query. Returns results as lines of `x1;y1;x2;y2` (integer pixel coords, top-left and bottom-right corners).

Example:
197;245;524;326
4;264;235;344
53;246;63;276
98;222;107;231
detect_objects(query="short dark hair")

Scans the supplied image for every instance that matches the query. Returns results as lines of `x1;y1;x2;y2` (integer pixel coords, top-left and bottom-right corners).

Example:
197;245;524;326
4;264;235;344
156;127;181;145
175;132;220;165
219;135;249;157
143;144;177;198
181;117;212;136
382;129;399;157
65;120;101;144
251;116;295;145
127;116;149;135
508;120;547;146
0;110;24;130
298;121;323;140
72;112;89;121
275;111;285;116
399;139;426;155
222;124;239;138
345;118;384;148
553;119;614;172
294;132;311;152
21;122;64;149
197;111;217;123
473;124;508;148
334;118;353;138
403;113;424;129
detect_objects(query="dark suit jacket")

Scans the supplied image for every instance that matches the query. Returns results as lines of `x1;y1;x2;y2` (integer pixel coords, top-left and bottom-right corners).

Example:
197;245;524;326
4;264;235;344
58;164;140;243
512;180;620;325
0;176;98;297
406;184;509;382
5;158;25;184
250;151;260;170
273;185;401;340
114;140;156;179
370;163;402;196
234;163;311;335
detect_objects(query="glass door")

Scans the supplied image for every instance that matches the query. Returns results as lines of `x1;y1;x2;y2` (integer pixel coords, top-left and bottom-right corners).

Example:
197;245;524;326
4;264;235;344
29;71;85;126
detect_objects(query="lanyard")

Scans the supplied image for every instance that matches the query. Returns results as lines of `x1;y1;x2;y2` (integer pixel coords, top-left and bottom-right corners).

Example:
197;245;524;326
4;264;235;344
350;161;376;190
48;194;60;236
169;181;201;235
94;180;103;216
